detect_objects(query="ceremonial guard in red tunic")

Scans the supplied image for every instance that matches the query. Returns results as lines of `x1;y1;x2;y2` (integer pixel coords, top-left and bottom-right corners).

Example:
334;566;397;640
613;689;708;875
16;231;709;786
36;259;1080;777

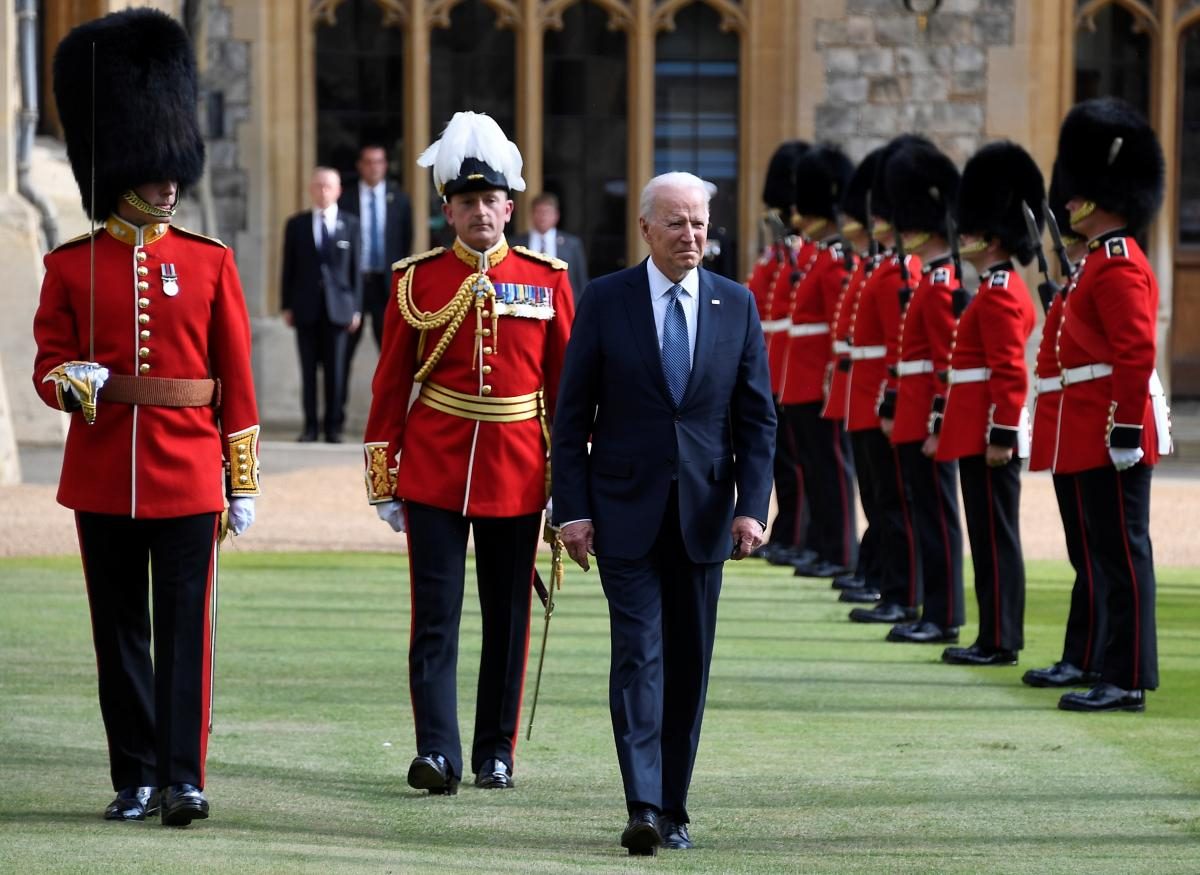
1022;182;1105;688
364;112;575;790
842;140;921;614
936;142;1041;666
1052;98;1169;713
33;9;260;826
781;145;858;579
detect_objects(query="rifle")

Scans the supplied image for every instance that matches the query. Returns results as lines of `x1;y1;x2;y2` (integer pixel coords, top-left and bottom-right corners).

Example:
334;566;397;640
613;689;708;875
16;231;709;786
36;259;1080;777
1042;198;1075;280
1022;200;1059;314
893;222;914;310
945;209;971;318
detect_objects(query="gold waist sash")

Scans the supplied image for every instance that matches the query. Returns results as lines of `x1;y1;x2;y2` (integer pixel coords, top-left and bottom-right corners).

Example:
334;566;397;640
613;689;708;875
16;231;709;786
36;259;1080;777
418;381;542;423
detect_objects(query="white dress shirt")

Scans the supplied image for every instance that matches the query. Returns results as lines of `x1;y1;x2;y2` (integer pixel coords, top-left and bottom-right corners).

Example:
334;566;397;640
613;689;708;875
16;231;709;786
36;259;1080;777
647;258;699;365
529;228;558;260
312;205;338;248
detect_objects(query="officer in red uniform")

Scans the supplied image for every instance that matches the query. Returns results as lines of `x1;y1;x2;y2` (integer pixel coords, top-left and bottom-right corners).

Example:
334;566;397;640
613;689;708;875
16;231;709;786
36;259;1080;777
1022;178;1104;688
364;112;575;791
781;145;857;578
935;142;1041;666
33;9;260;826
1052;98;1168;713
842;139;922;613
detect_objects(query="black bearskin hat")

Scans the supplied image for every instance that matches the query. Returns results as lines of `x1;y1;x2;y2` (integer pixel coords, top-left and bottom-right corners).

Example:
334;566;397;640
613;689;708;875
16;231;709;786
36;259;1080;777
869;134;933;224
884;139;960;236
54;8;205;220
841;147;884;227
1055;97;1164;234
793;144;853;221
761;140;809;212
957;141;1046;266
1048;161;1083;246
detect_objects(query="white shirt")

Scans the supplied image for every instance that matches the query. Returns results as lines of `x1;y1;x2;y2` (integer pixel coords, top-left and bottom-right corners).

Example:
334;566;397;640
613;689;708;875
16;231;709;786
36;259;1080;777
358;181;387;269
312;205;338;248
529;228;557;260
647;258;699;365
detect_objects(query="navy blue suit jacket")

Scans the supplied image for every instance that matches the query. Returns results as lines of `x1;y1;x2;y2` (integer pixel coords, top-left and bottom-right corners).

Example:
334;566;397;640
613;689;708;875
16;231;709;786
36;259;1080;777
552;260;776;564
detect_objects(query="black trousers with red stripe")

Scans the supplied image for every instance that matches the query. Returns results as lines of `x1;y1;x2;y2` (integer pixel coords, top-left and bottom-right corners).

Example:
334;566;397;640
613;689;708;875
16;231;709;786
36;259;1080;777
76;511;220;792
853;428;919;606
958;455;1024;651
785;402;858;568
1052;473;1107;673
898;442;964;627
768;401;808;548
403;502;540;781
1076;463;1158;691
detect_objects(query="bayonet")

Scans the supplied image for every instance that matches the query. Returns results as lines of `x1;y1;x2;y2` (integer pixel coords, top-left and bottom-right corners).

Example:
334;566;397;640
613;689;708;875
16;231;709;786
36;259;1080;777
1022;200;1059;313
1042;198;1074;279
945;209;971;317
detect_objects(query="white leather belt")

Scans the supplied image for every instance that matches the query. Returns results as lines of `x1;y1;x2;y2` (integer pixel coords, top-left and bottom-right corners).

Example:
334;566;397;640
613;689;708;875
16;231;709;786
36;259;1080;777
1149;369;1172;454
850;345;886;361
833;341;851;355
789;322;830;337
1035;375;1062;394
1060;363;1113;386
949;367;990;384
896;359;934;376
761;317;791;334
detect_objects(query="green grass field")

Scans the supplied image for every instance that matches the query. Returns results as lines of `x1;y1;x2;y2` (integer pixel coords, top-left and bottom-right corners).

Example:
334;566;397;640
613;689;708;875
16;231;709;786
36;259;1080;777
2;552;1198;873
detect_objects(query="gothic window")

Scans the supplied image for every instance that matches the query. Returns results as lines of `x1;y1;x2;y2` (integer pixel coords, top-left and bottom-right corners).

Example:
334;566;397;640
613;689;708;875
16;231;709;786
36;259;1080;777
1074;3;1152;114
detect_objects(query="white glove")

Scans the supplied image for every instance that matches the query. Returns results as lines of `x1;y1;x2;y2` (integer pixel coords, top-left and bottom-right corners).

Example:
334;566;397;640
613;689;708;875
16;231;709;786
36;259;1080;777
64;362;109;400
1109;446;1144;471
376;500;406;533
544;497;554;523
228;497;255;535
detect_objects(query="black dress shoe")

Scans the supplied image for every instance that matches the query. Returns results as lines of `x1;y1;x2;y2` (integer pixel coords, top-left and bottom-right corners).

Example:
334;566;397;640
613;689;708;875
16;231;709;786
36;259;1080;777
768;547;816;567
849;602;917;623
104;786;159;821
408;753;459;795
1022;661;1101;688
941;643;1018;666
838;586;881;603
793;558;848;578
160;783;208;827
474;758;514;789
621;808;661;856
887;620;959;644
658;816;694;850
297;429;318;443
324;432;343;444
1059;682;1145;713
831;573;865;591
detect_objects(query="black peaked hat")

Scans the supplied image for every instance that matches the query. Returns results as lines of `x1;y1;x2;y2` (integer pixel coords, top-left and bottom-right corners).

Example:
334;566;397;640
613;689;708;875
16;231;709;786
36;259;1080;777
1055;97;1164;234
54;8;205;220
870;134;933;223
793;144;853;221
884;140;960;236
841;147;885;227
957;141;1046;266
762;140;809;212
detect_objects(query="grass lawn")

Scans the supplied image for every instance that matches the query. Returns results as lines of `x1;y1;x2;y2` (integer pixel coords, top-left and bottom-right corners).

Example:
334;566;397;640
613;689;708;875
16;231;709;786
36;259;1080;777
1;551;1198;873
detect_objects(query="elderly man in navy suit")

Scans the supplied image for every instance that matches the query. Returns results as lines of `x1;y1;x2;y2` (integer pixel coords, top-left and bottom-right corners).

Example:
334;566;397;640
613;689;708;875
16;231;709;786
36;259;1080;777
552;172;775;856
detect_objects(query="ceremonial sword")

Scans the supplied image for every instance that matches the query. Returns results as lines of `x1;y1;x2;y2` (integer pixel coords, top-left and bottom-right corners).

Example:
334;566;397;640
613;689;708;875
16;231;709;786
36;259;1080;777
526;521;564;740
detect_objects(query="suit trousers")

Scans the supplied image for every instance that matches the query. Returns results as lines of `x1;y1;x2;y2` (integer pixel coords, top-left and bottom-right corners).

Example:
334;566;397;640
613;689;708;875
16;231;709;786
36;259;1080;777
596;483;723;824
295;311;348;437
344;271;389;404
897;441;964;626
768;401;806;548
1076;463;1158;690
402;502;541;780
785;402;858;568
958;454;1024;651
1052;472;1107;673
76;511;220;791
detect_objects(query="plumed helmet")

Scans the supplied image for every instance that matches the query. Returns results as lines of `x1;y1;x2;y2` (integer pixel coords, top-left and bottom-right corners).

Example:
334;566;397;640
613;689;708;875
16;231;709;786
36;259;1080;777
841;147;884;228
761;140;809;213
957;141;1046;266
884;139;960;236
869;134;933;224
53;8;205;220
1055;97;1164;234
418;111;525;198
793;144;853;221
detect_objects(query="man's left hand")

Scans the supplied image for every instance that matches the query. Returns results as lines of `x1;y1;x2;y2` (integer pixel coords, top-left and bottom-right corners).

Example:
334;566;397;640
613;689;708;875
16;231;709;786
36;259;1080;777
730;516;764;560
985;444;1013;467
228;497;255;535
348;312;362;333
922;434;939;458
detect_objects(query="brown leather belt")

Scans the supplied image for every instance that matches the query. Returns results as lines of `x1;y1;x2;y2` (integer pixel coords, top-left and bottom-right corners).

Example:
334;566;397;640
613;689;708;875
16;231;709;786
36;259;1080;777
104;375;220;408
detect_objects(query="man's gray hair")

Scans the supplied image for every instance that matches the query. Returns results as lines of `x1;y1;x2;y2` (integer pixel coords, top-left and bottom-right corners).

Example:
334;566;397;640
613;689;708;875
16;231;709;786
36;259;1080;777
639;171;712;220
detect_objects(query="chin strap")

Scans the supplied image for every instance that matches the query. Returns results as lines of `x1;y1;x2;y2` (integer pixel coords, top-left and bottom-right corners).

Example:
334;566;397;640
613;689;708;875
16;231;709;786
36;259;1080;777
122;188;176;219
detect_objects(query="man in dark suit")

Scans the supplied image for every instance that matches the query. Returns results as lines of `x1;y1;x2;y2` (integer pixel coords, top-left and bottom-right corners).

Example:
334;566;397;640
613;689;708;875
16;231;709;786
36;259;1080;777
511;192;588;302
281;166;362;442
552;172;775;856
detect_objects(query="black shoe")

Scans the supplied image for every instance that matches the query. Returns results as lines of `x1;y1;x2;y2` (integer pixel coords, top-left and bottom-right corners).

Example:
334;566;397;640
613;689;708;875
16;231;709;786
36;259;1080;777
887;620;959;644
849;602;917;623
831;573;865;591
1059;682;1145;713
751;542;790;561
160;783;208;827
103;786;159;822
324;432;343;444
838;586;881;604
1022;661;1101;688
621;808;662;856
658;815;694;850
408;753;459;796
768;547;816;567
297;430;318;443
474;759;514;789
941;643;1018;666
793;558;848;578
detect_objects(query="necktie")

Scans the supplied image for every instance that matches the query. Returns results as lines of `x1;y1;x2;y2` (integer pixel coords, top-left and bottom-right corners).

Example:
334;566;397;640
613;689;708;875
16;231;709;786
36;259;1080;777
661;283;690;405
319;213;331;263
364;190;375;270
370;189;385;271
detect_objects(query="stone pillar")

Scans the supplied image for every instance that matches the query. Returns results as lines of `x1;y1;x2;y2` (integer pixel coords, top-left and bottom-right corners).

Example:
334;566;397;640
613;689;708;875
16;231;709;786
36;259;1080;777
627;0;655;267
514;0;543;229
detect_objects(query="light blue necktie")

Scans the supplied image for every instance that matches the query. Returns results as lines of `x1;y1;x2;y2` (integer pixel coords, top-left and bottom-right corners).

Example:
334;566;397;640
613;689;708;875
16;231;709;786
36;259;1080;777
661;283;690;406
372;190;385;270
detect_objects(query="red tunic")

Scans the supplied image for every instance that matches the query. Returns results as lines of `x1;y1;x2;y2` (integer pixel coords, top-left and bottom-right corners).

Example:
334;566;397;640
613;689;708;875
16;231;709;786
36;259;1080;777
937;267;1035;461
765;239;816;395
846;253;920;432
745;243;782;324
363;238;575;516
821;253;866;421
892;258;955;445
32;217;260;518
781;241;848;405
1053;234;1161;474
1028;288;1069;472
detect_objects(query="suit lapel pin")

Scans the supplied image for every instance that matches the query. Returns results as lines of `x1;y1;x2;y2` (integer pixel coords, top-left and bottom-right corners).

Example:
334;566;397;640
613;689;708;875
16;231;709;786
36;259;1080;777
161;263;180;297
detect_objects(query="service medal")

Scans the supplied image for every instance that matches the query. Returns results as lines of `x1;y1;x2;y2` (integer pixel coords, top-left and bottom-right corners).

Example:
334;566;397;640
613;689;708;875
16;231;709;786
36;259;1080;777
162;263;180;297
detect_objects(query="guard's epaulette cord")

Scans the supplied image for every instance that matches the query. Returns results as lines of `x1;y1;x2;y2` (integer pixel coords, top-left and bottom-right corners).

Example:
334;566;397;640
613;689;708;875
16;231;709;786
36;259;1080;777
392;246;445;273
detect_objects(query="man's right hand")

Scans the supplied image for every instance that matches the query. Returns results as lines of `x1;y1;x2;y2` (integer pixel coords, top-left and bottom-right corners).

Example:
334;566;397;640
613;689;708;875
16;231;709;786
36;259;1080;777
281;309;295;328
560;520;594;572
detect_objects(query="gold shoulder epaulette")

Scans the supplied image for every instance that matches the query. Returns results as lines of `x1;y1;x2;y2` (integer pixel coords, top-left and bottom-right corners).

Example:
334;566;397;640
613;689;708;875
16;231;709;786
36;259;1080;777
50;229;101;253
512;245;568;271
393;247;445;273
173;226;227;248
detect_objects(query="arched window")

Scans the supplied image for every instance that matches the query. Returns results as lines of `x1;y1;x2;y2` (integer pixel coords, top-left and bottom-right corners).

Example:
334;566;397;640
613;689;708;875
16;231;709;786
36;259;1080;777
1074;2;1152;114
1179;20;1200;247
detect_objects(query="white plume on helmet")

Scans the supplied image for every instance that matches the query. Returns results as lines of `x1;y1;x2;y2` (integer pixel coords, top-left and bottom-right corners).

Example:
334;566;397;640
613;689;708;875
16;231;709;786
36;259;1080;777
418;111;526;195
